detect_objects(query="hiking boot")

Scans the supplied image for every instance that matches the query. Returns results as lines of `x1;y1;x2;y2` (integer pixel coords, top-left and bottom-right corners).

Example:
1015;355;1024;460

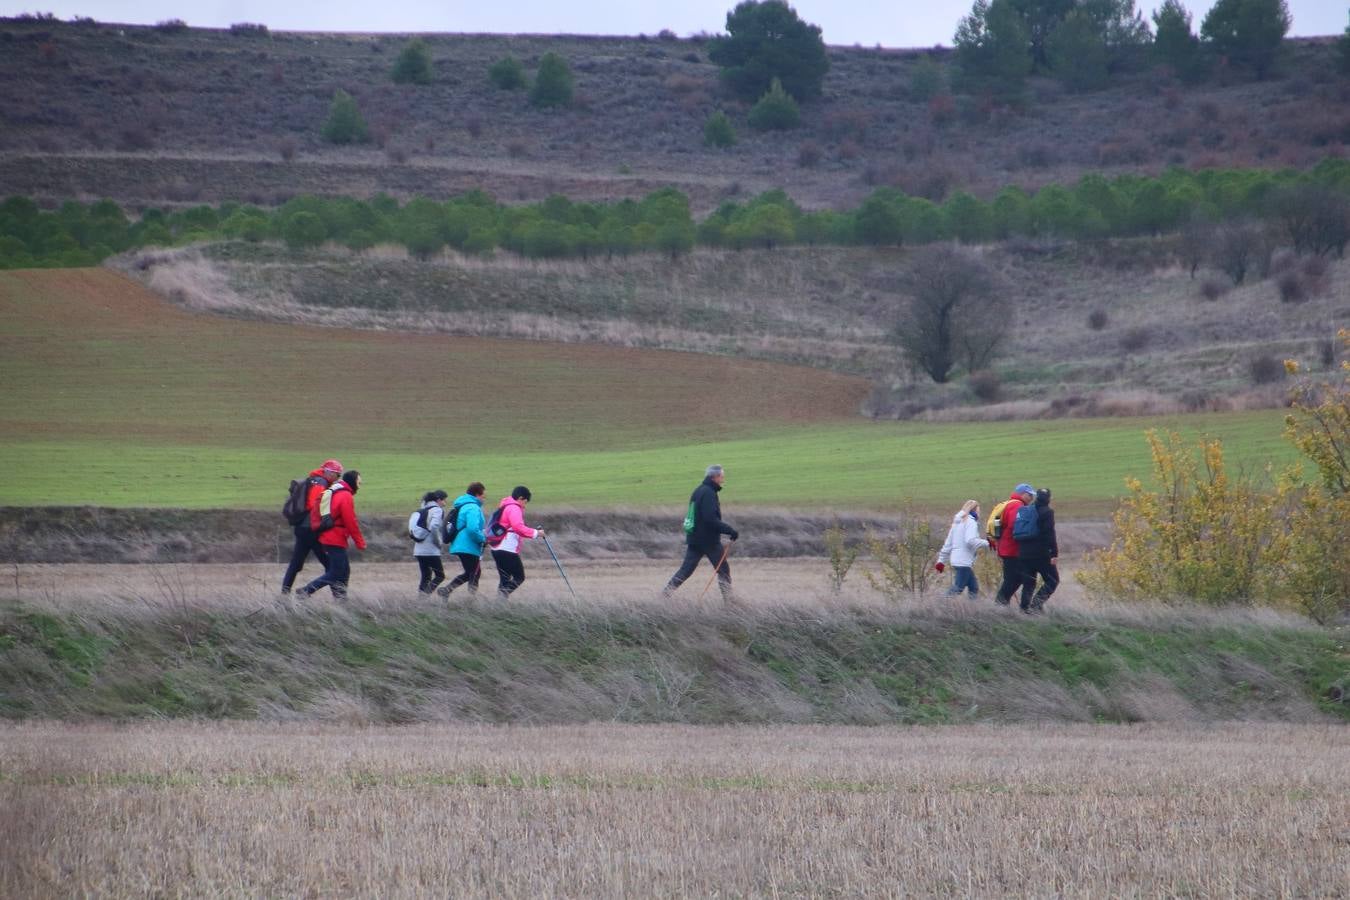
436;584;452;599
994;596;1010;606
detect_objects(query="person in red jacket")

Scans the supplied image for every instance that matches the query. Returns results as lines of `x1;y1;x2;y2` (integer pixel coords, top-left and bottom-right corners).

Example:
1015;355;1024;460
297;470;366;600
280;458;343;594
993;482;1035;607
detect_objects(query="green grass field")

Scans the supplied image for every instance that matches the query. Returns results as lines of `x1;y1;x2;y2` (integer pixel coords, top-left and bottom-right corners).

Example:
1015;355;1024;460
0;269;1299;514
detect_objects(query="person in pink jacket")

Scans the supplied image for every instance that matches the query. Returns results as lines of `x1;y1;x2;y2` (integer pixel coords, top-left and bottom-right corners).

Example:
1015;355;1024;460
486;485;545;599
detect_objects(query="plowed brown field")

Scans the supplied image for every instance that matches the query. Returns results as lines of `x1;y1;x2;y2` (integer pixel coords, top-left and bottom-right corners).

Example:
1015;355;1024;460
0;268;869;451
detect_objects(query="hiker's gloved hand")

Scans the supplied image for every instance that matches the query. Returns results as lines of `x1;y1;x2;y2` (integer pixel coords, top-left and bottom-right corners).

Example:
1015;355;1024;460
934;562;945;573
728;528;739;541
536;528;546;537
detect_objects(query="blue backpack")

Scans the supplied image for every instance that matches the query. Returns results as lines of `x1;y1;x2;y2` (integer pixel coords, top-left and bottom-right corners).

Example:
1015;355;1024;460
1012;503;1040;540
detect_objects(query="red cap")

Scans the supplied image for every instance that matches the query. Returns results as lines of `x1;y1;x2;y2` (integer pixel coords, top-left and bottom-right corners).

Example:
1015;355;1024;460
321;458;343;474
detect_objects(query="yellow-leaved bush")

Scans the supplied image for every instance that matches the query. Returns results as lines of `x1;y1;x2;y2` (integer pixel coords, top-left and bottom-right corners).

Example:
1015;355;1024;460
1084;330;1348;621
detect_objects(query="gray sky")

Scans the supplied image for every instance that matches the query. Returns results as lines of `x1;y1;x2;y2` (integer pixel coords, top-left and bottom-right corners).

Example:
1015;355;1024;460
4;1;1345;46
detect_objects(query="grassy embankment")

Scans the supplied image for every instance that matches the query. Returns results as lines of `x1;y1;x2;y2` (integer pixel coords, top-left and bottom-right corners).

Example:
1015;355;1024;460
1;599;1345;723
0;269;1298;515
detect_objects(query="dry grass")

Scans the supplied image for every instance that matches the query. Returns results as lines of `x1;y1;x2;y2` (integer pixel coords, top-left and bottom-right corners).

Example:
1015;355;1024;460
1;721;1345;897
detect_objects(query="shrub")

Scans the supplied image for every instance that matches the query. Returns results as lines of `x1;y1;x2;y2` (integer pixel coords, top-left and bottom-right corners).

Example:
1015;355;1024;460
117;126;154;151
229;22;268;37
1248;353;1284;384
278;138;296;161
1081;430;1292;605
530;53;574;108
282;212;326;249
154;18;188;33
703;110;736;148
797;140;821;167
391;39;433;85
1277;272;1305;303
1087;309;1108;330
488;55;527;90
465;115;483;138
1119;326;1150;352
967;369;1002;401
747;78;800;131
928;93;956;127
864;514;940;600
1198;277;1229;301
321;90;369;144
824;521;860;593
909;56;946;101
506;139;528;159
708;0;829;101
386;144;408;164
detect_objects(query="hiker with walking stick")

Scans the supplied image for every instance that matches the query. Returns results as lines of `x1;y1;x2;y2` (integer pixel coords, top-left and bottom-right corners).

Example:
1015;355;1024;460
485;485;545;600
662;464;738;601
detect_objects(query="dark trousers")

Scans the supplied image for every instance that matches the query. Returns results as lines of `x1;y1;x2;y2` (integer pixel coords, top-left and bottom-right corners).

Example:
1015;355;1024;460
444;553;482;594
492;550;525;598
995;556;1024;606
664;543;732;600
300;547;349;599
416;555;445;593
281;525;329;593
1020;556;1060;609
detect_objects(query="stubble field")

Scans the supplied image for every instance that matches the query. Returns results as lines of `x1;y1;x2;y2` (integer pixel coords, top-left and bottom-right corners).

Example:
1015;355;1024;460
1;721;1345;898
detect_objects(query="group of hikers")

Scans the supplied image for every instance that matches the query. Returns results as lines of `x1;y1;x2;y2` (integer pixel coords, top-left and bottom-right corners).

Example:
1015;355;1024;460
279;458;1055;611
280;461;739;602
936;482;1059;613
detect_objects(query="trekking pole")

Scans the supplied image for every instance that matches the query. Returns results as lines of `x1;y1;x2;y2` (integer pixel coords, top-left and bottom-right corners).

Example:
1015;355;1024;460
541;534;578;601
698;541;734;601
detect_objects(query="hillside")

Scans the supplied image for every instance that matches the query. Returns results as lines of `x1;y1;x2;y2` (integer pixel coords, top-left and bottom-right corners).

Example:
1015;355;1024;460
1;17;1345;211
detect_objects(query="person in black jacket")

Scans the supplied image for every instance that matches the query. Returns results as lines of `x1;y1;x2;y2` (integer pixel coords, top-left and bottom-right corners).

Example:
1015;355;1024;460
1017;488;1059;613
662;465;739;600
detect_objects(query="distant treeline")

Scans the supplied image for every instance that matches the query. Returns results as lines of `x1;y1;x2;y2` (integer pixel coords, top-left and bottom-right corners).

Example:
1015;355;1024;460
3;158;1349;269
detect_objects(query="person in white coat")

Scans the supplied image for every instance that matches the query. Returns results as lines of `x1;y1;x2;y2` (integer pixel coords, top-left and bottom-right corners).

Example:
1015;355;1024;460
412;490;448;594
935;499;985;598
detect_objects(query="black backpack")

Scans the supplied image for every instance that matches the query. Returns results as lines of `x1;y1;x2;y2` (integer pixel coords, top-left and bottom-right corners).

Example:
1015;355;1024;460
443;500;470;544
408;505;434;543
282;476;321;526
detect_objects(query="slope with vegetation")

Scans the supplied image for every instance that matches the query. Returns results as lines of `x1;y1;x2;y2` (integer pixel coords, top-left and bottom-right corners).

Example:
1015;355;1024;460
0;13;1345;210
1;599;1344;722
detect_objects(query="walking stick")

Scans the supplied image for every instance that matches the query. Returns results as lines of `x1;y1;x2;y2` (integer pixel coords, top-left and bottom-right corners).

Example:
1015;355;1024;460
698;540;734;601
541;534;578;601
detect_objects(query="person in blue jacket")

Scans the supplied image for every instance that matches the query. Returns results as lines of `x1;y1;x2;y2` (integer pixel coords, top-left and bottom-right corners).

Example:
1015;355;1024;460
438;482;487;598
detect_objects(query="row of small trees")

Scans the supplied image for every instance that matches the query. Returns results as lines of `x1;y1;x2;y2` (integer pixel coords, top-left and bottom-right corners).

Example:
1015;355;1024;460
3;159;1348;270
956;0;1294;92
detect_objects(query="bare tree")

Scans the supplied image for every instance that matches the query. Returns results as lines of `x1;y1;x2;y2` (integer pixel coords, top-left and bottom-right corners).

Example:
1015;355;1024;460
893;244;1002;384
1211;220;1270;286
1178;212;1215;279
1271;185;1350;258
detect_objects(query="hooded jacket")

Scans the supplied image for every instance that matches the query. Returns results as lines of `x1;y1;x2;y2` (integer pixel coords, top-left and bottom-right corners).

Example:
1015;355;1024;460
490;496;537;554
938;510;985;568
1016;494;1058;560
994;493;1026;559
411;501;444;557
447;493;486;556
313;480;366;550
686;476;738;550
